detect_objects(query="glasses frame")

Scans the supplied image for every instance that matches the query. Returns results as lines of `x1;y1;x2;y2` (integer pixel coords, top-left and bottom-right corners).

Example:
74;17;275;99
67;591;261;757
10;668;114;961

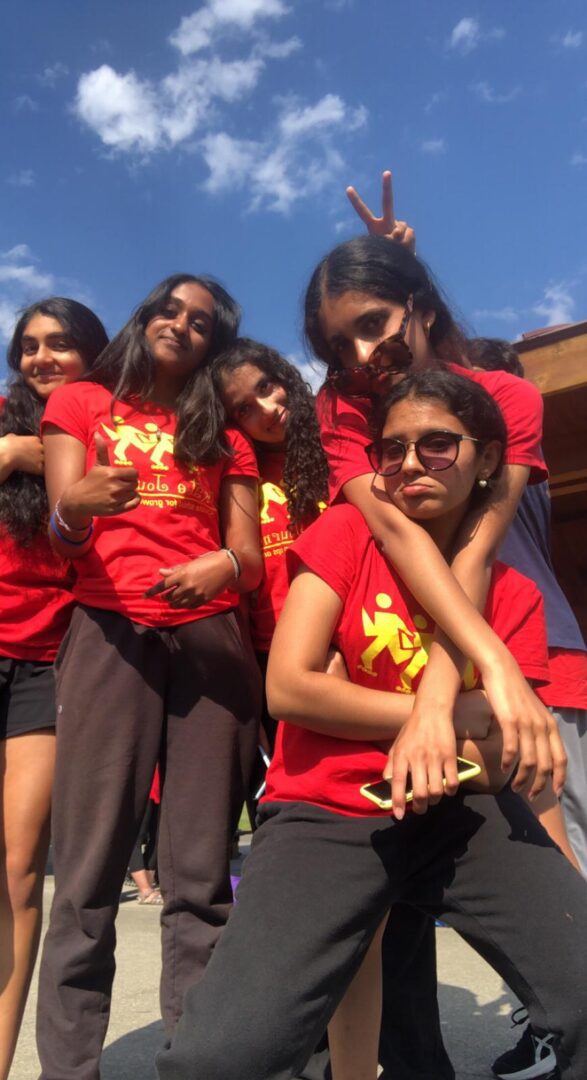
326;296;414;399
365;430;484;477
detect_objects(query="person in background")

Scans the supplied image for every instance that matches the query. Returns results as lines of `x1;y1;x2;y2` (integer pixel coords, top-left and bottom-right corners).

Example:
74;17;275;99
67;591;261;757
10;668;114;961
0;297;108;1080
127;766;162;904
469;335;587;1080
36;273;263;1079
212;338;328;815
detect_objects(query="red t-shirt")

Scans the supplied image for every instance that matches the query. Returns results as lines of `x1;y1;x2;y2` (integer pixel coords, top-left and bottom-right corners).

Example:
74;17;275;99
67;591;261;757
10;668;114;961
0;527;75;662
250;448;326;652
537;648;587;710
42;382;258;627
317;365;547;503
0;395;74;661
263;504;549;818
249;449;292;652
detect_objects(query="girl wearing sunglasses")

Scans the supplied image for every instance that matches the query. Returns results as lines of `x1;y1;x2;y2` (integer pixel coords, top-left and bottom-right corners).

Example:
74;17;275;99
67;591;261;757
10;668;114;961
157;371;587;1080
306;232;565;813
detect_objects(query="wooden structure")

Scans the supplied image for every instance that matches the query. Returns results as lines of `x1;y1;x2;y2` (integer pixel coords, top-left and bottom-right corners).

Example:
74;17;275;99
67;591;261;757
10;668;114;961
516;321;587;638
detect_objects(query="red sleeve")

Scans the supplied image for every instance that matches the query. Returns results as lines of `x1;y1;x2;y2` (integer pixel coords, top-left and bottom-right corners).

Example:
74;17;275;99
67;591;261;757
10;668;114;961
223;428;259;479
316;387;373;502
286;503;367;604
485;563;550;683
41;383;93;446
450;366;546;484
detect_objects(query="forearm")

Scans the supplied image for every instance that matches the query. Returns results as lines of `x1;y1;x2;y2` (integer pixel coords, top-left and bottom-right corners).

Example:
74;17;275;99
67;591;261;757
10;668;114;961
47;492;94;559
0;439;15;483
266;668;413;740
230;541;263;593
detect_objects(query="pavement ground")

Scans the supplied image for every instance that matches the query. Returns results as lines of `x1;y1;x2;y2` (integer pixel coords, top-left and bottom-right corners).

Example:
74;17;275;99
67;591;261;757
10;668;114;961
11;841;520;1080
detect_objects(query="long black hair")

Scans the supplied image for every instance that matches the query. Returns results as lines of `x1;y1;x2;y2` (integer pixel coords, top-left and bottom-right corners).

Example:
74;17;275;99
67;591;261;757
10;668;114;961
211;338;329;533
1;297;109;544
374;368;507;509
304;235;468;371
88;274;241;468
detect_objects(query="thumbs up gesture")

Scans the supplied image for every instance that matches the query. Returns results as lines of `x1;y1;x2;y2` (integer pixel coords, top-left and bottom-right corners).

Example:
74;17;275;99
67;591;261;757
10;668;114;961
57;431;141;523
94;431;112;467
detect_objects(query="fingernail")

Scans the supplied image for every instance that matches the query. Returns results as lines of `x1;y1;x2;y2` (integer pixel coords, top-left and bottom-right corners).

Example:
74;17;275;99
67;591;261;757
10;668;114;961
394;808;404;821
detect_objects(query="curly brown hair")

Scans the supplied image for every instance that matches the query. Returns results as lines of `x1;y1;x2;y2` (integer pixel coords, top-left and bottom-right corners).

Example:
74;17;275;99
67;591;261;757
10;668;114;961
211;338;329;533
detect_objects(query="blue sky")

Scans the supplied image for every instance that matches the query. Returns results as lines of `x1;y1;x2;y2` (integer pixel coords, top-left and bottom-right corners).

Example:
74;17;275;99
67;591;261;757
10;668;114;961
1;0;586;384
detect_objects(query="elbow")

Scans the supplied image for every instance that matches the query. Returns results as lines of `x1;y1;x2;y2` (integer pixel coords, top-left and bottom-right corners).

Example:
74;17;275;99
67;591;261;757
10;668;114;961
236;550;263;593
266;665;296;721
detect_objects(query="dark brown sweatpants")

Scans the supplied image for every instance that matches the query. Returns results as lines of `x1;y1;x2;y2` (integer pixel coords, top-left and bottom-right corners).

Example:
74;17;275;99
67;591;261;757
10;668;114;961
36;604;260;1080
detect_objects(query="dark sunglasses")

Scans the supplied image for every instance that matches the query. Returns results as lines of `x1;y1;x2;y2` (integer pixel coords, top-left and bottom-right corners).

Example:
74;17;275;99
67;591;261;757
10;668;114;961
366;430;484;476
326;297;414;399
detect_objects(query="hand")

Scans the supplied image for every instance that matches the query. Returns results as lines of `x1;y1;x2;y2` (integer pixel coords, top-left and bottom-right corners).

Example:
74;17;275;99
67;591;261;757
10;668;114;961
346;171;416;252
383;703;459;820
0;434;44;480
60;433;140;524
152;550;234;609
481;657;567;800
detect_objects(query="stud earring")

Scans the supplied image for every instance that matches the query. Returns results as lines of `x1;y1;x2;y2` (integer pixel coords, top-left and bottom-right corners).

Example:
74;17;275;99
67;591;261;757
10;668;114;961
478;478;488;489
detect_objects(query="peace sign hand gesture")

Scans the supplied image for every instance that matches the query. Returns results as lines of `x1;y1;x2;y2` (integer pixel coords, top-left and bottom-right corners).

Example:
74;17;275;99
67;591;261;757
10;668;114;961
346;170;416;253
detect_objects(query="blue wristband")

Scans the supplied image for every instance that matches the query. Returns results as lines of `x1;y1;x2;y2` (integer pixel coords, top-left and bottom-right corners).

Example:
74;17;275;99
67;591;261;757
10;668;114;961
50;513;93;546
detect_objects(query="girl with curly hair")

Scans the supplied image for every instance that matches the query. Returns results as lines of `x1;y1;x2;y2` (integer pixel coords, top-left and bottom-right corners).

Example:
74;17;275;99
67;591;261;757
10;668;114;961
0;297;108;1080
211;338;328;806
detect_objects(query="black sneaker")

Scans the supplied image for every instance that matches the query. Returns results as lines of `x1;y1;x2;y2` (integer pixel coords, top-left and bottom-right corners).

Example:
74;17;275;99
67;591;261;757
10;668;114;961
492;1009;558;1079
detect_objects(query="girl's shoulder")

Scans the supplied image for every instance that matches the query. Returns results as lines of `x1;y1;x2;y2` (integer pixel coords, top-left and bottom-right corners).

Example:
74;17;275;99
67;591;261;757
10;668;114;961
45;380;111;413
291;502;370;558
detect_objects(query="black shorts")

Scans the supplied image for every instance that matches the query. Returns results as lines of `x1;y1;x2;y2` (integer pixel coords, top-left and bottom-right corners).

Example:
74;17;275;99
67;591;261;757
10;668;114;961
0;656;57;739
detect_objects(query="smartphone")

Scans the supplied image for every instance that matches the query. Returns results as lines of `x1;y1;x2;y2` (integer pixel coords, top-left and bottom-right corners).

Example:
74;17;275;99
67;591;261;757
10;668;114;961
360;756;482;810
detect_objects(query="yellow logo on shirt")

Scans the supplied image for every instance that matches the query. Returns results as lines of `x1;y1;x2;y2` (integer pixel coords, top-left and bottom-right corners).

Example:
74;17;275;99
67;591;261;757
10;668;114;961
101;418;175;471
359;592;477;691
99;418;215;516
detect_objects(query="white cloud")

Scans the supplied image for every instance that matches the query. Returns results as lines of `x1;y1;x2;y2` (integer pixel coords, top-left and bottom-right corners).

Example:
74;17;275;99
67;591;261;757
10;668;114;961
13;94;38;112
448;17;505;54
6;169;36;187
471;81;520;104
0;265;54;291
561;30;583;48
254;35;301;58
75;47;277;154
449;17;480;53
533;283;575;326
420;138;446;155
169;0;289;56
279;93;365;138
472;306;519;323
0;301;19;344
201;93;365;213
424;91;446;113
0;246;57;343
571;152;587;165
38;61;69;87
72;8;366;215
0;244;37;262
75;66;162;153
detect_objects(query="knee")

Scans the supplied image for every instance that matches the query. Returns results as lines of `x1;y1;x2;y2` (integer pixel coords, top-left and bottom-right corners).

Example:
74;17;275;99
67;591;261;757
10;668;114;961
3;844;46;912
157;1036;229;1080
